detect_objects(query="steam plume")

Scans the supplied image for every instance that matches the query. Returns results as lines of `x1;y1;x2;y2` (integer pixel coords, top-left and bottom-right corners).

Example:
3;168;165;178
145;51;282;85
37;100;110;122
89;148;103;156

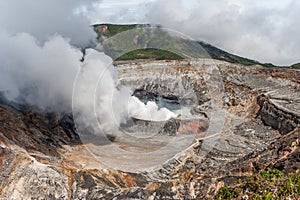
0;1;177;133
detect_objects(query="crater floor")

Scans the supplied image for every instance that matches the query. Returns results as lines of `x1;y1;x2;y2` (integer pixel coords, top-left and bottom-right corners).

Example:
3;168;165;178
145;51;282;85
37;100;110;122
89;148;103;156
0;59;299;199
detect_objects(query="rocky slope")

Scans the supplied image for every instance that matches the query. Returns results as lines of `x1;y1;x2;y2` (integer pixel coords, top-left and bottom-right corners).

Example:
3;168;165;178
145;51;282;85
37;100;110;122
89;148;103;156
0;59;299;199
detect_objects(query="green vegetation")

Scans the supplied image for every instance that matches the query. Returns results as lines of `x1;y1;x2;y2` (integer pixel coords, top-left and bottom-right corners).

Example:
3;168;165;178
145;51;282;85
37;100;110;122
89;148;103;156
116;48;183;60
198;42;279;68
94;24;141;38
93;24;281;68
215;186;240;200
290;63;300;69
215;169;300;199
198;41;260;66
96;24;207;60
261;63;278;68
258;168;283;179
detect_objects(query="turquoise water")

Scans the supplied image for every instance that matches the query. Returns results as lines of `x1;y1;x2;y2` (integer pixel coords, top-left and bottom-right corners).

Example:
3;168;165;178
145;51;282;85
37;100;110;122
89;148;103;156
151;97;192;117
156;97;180;110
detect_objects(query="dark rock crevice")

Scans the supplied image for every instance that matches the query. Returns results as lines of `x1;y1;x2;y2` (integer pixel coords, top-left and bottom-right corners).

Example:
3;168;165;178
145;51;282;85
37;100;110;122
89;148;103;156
257;94;299;134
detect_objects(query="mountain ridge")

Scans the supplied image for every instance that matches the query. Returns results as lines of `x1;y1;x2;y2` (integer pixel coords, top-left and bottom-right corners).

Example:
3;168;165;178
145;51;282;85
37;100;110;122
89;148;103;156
93;24;295;68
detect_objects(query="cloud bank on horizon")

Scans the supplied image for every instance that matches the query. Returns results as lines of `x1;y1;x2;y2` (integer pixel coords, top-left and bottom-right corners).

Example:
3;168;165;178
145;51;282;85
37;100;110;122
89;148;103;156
89;0;300;66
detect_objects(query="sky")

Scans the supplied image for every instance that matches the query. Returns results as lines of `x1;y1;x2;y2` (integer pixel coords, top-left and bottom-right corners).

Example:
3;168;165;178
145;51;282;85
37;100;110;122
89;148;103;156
0;0;298;66
85;0;299;66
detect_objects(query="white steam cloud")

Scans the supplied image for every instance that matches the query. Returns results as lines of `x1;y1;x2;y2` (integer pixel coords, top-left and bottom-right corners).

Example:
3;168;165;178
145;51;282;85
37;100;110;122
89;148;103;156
0;31;81;111
0;1;176;133
129;96;177;121
73;49;176;133
0;0;99;110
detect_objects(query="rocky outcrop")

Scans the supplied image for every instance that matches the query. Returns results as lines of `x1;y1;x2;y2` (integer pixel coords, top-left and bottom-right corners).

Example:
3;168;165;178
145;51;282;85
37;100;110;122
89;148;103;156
158;118;180;136
258;94;299;134
0;59;299;199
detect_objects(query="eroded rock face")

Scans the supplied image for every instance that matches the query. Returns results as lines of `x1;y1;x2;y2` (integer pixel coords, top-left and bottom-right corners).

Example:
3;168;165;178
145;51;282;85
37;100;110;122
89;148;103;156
0;59;299;199
258;94;299;134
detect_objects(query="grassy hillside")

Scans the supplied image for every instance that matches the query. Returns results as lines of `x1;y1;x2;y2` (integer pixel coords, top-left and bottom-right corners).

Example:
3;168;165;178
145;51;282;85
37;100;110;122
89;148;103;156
94;24;142;38
290;63;300;69
93;24;283;67
198;42;278;68
116;48;183;61
94;24;208;60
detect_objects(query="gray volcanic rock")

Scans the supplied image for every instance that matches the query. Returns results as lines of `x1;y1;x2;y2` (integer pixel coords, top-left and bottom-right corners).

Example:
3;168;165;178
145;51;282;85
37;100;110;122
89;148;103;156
0;59;299;199
159;118;181;136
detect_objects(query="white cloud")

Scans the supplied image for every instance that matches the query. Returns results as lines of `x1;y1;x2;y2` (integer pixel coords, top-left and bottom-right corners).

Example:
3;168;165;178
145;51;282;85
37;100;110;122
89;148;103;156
0;0;98;47
0;31;81;111
87;0;300;65
87;0;155;24
0;1;100;110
